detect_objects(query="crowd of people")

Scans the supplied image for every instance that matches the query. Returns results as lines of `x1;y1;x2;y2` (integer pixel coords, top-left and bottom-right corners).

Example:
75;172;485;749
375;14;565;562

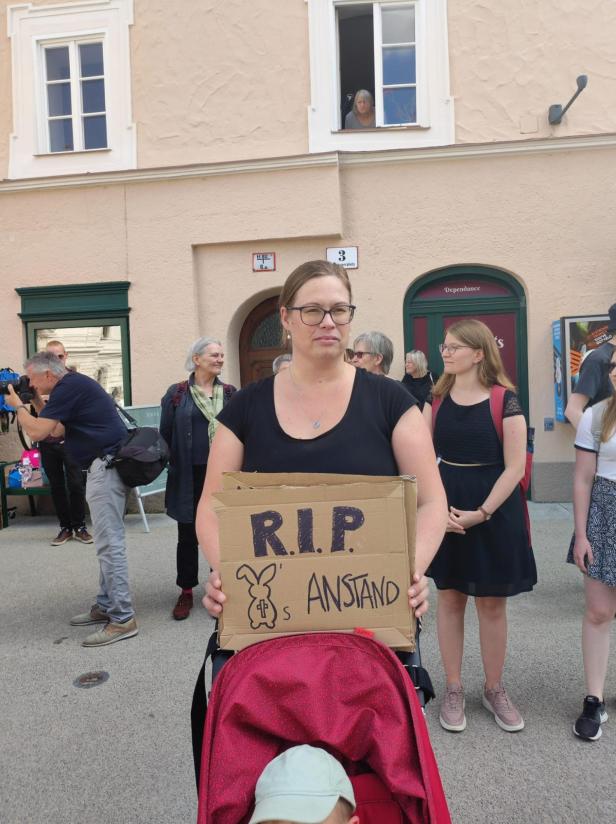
5;263;616;821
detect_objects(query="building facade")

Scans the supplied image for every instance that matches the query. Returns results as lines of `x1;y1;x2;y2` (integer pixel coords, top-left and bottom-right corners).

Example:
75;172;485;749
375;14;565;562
1;0;615;500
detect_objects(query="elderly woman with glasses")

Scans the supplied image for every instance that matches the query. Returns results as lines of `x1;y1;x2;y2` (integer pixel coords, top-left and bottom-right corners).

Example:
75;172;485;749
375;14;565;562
427;319;536;736
351;331;393;376
160;337;236;621
190;260;448;784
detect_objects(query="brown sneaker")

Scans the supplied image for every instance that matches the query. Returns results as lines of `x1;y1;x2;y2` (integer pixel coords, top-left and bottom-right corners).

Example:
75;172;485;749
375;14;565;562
172;591;193;620
73;527;94;544
51;528;73;546
482;683;524;732
439;683;466;732
82;617;138;647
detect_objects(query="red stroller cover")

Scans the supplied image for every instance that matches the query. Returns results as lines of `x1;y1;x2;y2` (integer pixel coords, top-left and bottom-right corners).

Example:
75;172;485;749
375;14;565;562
197;632;451;824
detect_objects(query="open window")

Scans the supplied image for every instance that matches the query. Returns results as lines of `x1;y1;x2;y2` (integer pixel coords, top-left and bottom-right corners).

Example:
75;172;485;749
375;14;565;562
308;0;453;152
339;2;417;129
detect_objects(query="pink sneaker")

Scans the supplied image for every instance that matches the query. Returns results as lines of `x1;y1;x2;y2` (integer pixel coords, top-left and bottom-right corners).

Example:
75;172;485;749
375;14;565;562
439;683;466;732
482;683;524;732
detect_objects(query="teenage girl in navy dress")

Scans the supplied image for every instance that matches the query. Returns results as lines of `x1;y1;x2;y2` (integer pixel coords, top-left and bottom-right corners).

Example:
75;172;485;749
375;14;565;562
426;319;536;734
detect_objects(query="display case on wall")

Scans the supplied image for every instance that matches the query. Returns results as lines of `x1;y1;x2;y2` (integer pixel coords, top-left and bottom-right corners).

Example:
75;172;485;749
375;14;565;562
552;314;610;421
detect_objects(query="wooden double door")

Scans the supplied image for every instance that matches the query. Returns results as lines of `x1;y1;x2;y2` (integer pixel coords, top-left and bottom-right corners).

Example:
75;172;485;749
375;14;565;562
239;296;288;386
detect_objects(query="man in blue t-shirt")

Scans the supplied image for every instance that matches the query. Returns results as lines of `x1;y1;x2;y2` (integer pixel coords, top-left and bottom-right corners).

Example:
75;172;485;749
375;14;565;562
6;351;138;647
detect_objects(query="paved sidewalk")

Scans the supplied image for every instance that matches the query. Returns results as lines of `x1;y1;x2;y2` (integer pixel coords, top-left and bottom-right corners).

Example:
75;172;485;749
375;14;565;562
1;505;614;823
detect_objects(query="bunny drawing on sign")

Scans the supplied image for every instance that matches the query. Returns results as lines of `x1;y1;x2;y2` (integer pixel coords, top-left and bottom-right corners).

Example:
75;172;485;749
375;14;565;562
236;563;278;629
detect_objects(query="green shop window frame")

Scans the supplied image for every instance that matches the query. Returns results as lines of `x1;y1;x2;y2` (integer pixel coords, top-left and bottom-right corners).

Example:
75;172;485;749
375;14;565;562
403;266;529;418
16;281;132;405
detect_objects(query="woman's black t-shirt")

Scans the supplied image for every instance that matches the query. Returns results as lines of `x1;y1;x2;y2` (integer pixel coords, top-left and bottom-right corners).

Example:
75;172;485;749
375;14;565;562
216;369;417;475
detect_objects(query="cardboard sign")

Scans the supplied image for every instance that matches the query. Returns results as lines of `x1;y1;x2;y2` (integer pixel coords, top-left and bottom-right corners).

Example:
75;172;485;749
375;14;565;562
214;472;416;652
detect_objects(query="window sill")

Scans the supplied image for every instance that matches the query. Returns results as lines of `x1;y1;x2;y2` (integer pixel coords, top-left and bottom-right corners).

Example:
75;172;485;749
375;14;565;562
34;148;111;157
333;124;430;134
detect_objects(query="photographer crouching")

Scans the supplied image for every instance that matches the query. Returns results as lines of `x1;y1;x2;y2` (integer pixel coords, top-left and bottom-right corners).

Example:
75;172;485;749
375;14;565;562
5;351;138;647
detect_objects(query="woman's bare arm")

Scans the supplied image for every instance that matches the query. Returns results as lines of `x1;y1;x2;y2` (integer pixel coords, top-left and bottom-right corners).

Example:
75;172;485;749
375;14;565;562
392;405;448;576
196;424;244;570
572;448;596;572
195;424;244;616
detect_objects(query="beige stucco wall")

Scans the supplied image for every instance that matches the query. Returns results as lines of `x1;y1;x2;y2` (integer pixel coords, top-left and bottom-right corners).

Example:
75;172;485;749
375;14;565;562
450;0;616;142
187;144;615;475
2;0;616;181
0;159;342;401
1;141;615;497
132;0;310;168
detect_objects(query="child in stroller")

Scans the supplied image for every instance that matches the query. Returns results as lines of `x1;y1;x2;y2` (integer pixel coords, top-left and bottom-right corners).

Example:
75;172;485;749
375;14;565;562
249;744;358;824
197;631;451;824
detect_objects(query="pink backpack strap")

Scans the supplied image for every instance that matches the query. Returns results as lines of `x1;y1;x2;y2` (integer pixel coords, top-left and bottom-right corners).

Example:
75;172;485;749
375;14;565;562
488;385;506;443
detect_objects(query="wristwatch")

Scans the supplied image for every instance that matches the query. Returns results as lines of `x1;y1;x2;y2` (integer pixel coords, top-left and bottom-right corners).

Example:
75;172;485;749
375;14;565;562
478;505;492;521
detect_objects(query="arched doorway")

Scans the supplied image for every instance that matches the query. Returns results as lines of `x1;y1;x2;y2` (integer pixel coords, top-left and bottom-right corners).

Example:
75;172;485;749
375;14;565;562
239;295;288;386
403;265;529;415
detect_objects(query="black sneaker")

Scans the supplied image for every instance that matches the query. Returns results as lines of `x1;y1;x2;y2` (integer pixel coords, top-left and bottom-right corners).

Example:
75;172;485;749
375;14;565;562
51;527;73;546
573;695;608;741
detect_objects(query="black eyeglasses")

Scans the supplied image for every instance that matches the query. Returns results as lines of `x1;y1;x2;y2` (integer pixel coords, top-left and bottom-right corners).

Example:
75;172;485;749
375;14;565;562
608;362;616;373
439;343;473;355
352;351;377;359
286;304;356;326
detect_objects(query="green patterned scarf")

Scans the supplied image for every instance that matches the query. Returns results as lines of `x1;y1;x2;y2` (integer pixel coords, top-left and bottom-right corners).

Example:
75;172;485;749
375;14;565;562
190;381;224;445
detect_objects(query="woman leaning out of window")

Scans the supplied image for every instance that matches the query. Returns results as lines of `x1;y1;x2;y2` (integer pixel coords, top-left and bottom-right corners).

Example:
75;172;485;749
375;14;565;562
567;348;616;741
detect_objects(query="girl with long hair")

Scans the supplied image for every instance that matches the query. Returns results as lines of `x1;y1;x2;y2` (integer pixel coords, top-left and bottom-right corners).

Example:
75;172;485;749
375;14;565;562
427;319;536;733
567;347;616;740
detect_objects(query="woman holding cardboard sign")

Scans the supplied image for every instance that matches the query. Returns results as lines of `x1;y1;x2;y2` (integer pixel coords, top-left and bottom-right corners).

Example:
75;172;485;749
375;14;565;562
198;260;447;617
192;260;448;781
426;319;536;735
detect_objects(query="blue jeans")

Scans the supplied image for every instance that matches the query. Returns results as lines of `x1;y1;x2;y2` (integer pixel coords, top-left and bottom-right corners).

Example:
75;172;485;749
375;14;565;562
86;458;133;623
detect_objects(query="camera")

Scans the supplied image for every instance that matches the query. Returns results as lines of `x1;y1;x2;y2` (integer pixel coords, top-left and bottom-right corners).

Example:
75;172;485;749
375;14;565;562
0;374;33;403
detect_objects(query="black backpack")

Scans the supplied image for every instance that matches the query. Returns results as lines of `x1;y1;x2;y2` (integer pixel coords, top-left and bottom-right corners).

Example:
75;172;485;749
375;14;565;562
111;405;170;488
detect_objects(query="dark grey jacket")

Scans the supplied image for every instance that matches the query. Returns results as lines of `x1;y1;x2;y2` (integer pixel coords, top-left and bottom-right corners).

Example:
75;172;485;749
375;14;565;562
160;374;236;523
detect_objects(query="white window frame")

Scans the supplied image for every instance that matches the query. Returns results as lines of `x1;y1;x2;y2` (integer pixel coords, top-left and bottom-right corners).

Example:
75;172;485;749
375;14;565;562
373;3;418;127
8;0;135;179
307;0;454;152
40;37;109;153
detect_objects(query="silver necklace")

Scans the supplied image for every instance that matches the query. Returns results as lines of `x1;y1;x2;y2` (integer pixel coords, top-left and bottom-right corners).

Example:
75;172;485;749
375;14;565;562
289;367;327;430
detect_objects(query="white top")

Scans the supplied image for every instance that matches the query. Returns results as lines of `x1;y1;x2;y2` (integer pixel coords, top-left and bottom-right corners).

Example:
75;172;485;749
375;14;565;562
575;405;616;482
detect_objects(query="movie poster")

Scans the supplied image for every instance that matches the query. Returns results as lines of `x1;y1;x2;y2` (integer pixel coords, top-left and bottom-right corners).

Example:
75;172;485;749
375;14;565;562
561;314;610;398
552;320;565;422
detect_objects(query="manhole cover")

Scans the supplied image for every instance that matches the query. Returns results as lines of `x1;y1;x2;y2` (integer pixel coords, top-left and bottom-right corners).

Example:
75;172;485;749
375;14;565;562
73;670;109;689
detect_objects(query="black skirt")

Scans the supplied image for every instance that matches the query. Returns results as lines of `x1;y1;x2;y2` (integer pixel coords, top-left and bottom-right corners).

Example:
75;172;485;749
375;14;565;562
427;462;537;597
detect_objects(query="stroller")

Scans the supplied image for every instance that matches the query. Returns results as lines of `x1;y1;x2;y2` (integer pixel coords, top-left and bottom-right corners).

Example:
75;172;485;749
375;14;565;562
197;631;451;824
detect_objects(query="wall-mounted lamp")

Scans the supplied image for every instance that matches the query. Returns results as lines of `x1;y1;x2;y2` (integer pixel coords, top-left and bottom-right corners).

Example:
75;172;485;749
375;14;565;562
548;75;588;125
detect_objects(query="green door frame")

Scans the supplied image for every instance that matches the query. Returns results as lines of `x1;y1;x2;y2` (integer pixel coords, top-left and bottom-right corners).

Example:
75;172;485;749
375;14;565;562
16;282;132;405
403;265;529;417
